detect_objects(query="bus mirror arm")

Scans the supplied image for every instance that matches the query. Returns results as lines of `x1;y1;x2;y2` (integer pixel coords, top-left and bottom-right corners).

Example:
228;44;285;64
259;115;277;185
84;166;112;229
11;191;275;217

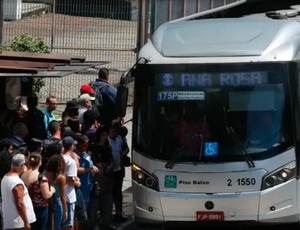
121;57;149;84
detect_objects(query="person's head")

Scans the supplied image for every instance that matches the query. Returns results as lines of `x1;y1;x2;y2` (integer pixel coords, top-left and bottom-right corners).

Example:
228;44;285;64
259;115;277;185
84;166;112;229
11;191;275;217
80;84;95;95
76;134;89;153
27;138;43;154
0;138;13;153
12;122;28;138
96;125;109;144
62;136;77;151
67;118;80;133
45;95;57;112
45;141;64;156
11;153;26;175
45;154;66;182
108;122;121;139
64;100;79;117
28;152;42;169
78;94;95;109
61;129;77;140
48;120;61;136
98;68;109;80
27;94;38;109
119;126;128;137
83;110;98;128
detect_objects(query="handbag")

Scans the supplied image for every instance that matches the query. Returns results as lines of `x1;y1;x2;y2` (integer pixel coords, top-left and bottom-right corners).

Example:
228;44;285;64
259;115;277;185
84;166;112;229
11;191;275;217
74;187;88;221
121;155;131;167
121;136;131;167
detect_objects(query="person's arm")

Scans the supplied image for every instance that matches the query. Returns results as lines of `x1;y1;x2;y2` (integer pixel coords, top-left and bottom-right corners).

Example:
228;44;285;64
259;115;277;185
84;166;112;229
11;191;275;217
66;159;81;187
66;176;81;187
57;175;68;221
121;137;130;156
77;166;95;174
40;176;55;199
12;184;31;229
42;110;49;131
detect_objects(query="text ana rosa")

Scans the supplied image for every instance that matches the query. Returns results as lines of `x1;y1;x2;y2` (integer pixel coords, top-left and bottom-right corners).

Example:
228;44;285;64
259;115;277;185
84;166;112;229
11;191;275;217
179;72;265;87
179;180;209;185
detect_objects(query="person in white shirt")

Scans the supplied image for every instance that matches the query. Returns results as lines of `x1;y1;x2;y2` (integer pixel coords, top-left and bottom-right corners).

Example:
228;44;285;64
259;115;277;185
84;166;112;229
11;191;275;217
1;153;36;230
77;93;95;126
61;136;81;230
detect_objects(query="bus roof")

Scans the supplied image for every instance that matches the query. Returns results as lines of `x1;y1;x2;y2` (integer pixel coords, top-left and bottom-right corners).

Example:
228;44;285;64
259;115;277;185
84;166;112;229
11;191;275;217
139;17;300;63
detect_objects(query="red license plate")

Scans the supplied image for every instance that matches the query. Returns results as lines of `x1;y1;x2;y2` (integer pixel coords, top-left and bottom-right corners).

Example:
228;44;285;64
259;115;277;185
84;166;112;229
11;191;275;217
196;211;224;221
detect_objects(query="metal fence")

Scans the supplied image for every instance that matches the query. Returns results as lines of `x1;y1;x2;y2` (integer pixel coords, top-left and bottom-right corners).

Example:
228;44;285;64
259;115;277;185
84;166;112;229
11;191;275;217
3;0;138;104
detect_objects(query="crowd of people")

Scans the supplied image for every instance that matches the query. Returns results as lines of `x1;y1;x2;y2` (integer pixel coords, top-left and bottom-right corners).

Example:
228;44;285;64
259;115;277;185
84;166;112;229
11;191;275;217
0;68;130;230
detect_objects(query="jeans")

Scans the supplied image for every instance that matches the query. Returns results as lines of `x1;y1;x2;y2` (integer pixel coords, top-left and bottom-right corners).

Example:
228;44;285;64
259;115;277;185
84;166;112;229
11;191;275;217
31;206;48;230
89;191;113;228
112;169;124;215
61;202;75;227
54;197;63;230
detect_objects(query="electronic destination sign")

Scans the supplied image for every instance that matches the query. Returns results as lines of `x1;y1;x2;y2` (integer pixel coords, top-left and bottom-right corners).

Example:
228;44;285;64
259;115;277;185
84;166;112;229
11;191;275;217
156;72;268;101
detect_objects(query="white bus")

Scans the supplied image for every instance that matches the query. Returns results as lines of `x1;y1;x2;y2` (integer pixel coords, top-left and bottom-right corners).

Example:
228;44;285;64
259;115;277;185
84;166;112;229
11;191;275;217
130;9;300;229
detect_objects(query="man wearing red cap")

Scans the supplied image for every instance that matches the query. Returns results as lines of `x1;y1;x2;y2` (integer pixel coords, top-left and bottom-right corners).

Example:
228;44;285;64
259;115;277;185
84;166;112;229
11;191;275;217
78;84;99;120
80;84;95;95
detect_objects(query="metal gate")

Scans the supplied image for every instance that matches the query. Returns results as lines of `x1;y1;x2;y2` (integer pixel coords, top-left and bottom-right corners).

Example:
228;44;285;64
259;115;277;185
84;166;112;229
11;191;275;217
2;0;138;104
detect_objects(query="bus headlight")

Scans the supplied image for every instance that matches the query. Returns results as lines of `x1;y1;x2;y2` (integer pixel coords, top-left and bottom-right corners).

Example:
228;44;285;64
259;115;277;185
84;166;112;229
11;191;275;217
132;163;159;191
265;175;277;186
135;171;145;182
278;169;291;179
261;161;296;190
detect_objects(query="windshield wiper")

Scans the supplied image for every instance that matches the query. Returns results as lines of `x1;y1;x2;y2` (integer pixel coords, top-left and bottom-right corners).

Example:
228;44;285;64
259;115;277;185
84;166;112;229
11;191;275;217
165;146;185;169
223;107;255;168
165;114;207;169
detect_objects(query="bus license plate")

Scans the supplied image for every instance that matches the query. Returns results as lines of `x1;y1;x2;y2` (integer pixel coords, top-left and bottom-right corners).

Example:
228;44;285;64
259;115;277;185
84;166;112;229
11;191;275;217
196;211;224;221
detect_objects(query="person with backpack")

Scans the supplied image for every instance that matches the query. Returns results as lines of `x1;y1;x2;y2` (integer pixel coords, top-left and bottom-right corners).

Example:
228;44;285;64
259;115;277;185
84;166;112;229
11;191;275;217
91;68;118;126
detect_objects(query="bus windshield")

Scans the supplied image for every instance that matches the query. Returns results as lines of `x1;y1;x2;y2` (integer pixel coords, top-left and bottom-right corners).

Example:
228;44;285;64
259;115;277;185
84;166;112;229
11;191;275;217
133;62;294;163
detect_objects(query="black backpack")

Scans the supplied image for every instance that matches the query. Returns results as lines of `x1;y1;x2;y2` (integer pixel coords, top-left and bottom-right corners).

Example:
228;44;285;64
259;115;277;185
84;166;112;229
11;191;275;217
93;84;105;115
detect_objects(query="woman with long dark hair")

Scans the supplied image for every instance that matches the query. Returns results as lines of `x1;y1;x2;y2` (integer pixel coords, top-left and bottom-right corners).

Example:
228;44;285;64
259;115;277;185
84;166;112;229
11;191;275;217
44;147;68;230
20;152;55;230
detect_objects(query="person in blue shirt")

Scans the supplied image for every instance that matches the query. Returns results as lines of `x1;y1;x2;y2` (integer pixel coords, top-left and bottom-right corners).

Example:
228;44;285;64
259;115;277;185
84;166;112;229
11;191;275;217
73;134;99;229
42;96;57;138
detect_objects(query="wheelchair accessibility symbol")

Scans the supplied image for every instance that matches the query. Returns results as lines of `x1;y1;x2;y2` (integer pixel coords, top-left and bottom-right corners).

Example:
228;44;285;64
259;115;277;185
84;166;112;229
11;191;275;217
204;142;218;156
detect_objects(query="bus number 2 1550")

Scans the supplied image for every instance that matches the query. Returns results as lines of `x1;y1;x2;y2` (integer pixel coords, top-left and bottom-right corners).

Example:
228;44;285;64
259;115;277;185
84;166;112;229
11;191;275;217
227;178;256;186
